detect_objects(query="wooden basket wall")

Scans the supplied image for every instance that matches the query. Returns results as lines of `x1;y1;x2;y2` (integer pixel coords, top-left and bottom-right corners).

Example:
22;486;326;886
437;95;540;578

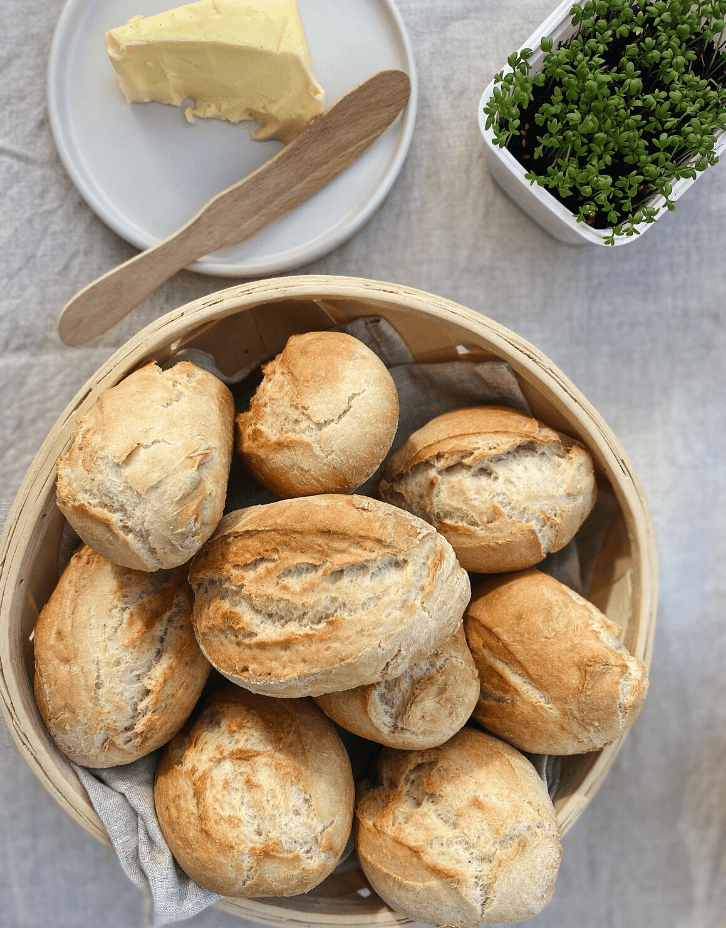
0;276;658;928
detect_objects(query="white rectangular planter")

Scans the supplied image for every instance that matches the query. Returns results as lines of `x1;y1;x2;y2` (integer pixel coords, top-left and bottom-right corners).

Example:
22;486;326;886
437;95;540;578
478;0;726;246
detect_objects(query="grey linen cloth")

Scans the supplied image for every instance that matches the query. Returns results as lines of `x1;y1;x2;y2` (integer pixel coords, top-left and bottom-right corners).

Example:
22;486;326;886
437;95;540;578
64;316;611;924
72;756;222;925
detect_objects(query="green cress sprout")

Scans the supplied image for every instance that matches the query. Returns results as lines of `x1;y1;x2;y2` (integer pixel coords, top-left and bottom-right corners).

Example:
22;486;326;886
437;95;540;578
483;0;726;243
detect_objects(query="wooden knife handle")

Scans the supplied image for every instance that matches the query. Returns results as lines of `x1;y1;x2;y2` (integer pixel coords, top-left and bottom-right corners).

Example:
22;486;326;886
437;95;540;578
57;228;207;346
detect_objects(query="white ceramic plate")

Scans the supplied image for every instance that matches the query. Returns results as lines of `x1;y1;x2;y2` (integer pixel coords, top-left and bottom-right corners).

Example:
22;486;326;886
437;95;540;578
47;0;417;276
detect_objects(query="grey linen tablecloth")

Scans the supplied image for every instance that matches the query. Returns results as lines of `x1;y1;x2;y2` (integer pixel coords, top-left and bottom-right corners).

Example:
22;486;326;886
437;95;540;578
2;1;726;927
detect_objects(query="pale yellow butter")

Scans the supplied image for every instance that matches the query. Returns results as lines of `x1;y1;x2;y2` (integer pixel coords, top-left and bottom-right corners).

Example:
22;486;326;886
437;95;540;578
105;0;325;143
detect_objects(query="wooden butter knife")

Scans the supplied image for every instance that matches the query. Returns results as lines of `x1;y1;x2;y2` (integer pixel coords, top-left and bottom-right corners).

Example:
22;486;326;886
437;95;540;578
58;68;411;346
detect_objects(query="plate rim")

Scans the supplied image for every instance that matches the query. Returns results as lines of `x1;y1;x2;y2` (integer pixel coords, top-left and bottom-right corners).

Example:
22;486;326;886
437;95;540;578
46;0;418;277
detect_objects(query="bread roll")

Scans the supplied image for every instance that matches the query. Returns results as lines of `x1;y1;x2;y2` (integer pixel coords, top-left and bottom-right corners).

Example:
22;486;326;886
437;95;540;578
33;544;210;767
377;405;596;573
464;568;649;754
235;330;399;497
56;360;235;571
188;494;471;697
355;727;561;927
154;684;354;897
314;626;479;749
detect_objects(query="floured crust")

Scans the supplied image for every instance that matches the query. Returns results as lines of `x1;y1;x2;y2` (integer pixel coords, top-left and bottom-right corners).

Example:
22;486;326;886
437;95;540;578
187;494;471;697
56;360;235;571
354;727;562;927
33;544;210;767
235;331;399;497
314;625;479;749
377;405;597;573
464;568;649;754
153;684;354;897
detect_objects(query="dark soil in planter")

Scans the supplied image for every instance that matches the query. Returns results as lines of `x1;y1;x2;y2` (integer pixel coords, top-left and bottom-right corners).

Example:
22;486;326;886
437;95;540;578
505;24;726;229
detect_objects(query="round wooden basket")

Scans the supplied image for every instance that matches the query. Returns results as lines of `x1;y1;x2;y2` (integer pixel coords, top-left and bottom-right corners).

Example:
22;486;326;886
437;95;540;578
0;276;657;927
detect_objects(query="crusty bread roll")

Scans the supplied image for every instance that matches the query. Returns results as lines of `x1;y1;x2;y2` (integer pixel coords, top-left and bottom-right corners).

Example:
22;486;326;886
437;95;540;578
235;330;399;497
56;360;235;571
355;727;561;927
154;683;354;897
314;626;479;749
188;494;471;698
464;568;649;754
377;405;597;573
33;544;210;768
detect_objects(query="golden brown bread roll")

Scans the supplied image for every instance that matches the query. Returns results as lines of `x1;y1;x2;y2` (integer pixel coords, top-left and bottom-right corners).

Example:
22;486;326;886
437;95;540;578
33;544;210;767
56;360;235;571
355;727;562;927
377;405;597;572
154;684;354;897
235;330;399;497
464;568;649;754
188;494;471;698
313;626;479;749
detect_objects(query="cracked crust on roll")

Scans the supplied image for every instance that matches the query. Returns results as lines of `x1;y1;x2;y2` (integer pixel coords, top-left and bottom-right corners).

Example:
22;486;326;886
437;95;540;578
235;330;399;497
56;360;235;571
154;684;354;897
464;567;649;755
314;625;479;749
377;405;597;573
33;544;210;767
188;494;471;698
354;727;562;927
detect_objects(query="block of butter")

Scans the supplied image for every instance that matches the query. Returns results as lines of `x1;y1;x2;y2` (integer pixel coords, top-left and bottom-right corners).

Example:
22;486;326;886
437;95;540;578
105;0;325;143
